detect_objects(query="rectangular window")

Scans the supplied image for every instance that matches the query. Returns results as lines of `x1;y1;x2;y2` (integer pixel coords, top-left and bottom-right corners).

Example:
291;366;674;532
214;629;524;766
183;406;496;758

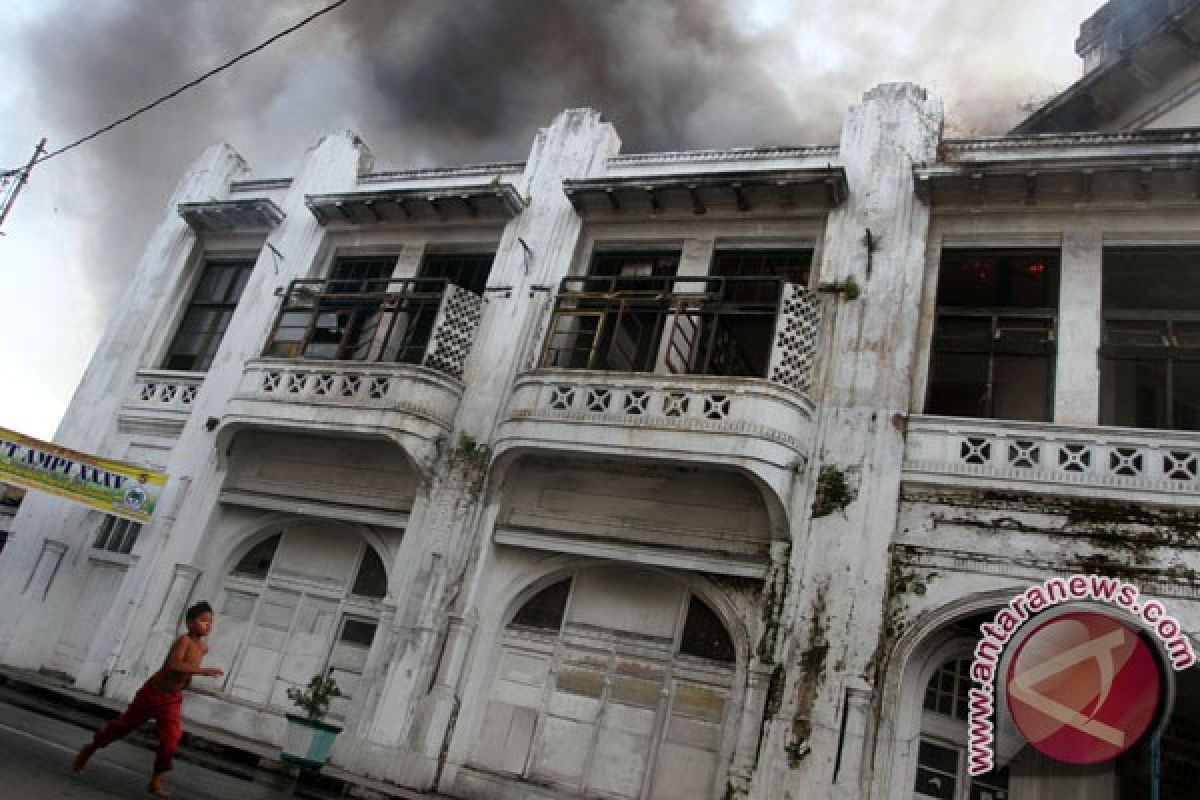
543;251;680;372
925;250;1059;421
1101;248;1200;431
93;514;142;555
265;252;494;363
162;259;256;371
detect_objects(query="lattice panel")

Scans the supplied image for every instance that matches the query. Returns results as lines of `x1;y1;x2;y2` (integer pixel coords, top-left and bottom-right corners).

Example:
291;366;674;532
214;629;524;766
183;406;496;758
768;283;822;393
423;284;484;380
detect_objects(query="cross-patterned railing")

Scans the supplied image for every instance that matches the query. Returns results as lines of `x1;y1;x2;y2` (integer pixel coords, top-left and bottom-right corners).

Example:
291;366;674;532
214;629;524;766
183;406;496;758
904;415;1200;494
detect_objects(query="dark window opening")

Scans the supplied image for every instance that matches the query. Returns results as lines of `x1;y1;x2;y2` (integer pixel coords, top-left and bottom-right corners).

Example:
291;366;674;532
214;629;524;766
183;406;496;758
509;579;571;631
541;249;809;377
350;547;387;598
926;250;1058;421
1101;248;1200;431
419;252;494;294
922;657;972;721
93;515;142;555
338;618;378;648
265;252;493;364
232;534;280;580
678;596;736;662
163;259;255;371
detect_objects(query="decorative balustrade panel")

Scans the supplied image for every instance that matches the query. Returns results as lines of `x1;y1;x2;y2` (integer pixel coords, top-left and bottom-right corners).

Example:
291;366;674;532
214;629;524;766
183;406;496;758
127;371;203;413
244;363;412;407
423;284;484;380
767;283;822;393
508;372;812;454
905;416;1200;494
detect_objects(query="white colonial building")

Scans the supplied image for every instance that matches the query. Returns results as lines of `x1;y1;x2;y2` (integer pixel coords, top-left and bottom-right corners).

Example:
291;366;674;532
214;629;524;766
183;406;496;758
4;1;1200;797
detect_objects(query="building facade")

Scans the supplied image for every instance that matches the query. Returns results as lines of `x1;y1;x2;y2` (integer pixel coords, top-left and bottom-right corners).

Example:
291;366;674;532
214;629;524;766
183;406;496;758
3;2;1200;797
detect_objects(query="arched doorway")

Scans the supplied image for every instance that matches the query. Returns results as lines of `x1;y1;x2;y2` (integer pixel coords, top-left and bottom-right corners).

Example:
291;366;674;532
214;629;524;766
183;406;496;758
468;566;740;800
208;522;387;718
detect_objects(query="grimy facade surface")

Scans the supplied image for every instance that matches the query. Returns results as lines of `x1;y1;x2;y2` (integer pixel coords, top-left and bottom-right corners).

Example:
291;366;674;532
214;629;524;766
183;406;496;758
6;2;1200;798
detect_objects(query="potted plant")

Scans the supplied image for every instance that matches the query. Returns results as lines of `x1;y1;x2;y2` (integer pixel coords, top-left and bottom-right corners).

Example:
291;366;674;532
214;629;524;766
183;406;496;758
281;674;343;769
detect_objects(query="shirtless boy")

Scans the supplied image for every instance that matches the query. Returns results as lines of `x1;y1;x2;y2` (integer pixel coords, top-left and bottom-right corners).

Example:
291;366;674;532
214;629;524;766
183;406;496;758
72;600;224;797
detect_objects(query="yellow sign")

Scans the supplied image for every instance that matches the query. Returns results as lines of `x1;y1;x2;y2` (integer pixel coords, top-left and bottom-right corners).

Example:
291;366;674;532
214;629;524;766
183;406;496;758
0;426;166;523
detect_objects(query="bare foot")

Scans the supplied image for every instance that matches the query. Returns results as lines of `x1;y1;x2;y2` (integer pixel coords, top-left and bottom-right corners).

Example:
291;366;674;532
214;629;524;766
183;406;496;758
71;743;95;773
147;776;170;798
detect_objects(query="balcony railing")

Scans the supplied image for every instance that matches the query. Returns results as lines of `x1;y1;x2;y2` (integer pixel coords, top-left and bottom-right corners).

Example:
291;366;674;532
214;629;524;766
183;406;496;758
539;275;819;389
904;415;1200;498
264;277;482;380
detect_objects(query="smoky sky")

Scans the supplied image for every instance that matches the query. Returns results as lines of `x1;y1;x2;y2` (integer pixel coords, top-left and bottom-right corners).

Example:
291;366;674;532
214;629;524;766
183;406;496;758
1;0;1099;436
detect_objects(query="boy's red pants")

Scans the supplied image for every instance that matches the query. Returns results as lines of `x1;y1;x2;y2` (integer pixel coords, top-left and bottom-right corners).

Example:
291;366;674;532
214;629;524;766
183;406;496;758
91;682;183;774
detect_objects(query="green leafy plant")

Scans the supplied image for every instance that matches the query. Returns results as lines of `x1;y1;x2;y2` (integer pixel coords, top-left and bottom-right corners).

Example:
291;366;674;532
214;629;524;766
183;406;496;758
287;674;341;721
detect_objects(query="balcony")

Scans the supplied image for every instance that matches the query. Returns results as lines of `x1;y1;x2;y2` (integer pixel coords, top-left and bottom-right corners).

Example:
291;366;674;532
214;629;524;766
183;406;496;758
496;276;822;499
118;370;205;437
903;415;1200;503
217;278;483;471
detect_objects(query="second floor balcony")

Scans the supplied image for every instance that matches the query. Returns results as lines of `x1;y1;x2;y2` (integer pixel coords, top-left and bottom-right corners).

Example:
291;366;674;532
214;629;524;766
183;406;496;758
498;275;823;500
217;277;483;471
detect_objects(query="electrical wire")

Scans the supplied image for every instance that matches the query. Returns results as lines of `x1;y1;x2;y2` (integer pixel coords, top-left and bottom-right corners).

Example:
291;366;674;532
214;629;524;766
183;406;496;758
23;0;352;170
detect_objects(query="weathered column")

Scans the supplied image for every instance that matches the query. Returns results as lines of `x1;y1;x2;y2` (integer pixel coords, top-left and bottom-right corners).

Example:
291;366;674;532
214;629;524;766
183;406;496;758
130;563;201;685
753;84;943;800
1054;225;1103;425
0;143;247;671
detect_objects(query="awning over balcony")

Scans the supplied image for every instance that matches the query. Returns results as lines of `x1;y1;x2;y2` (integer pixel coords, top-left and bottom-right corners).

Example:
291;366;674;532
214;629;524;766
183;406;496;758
915;132;1200;208
305;183;525;226
177;198;284;233
562;167;848;217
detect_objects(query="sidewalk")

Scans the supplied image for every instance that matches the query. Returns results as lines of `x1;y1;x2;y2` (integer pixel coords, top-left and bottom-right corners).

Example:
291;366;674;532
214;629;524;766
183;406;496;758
0;666;448;800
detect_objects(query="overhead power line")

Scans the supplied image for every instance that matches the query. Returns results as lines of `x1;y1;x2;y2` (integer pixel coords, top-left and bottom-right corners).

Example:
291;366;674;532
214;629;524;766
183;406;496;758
27;0;352;170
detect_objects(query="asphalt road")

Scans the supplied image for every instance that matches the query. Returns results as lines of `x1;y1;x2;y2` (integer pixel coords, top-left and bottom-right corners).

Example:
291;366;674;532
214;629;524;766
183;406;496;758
0;700;297;799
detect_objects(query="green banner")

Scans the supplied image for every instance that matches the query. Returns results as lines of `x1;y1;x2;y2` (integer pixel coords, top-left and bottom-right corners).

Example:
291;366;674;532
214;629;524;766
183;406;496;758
0;426;167;523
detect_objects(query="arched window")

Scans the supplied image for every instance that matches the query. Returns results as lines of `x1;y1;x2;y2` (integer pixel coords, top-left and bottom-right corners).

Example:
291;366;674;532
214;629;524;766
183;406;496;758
679;596;736;662
231;534;279;580
473;569;739;800
914;656;1009;800
509;578;571;631
211;526;387;719
350;545;387;598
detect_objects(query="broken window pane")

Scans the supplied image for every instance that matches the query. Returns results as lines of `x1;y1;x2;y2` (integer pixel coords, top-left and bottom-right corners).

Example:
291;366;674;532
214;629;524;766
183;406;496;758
678;596;736;662
509;579;571;631
231;534;280;580
1101;248;1200;431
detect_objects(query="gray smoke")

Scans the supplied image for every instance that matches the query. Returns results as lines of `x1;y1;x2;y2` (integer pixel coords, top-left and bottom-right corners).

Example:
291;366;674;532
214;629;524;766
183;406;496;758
1;0;1099;433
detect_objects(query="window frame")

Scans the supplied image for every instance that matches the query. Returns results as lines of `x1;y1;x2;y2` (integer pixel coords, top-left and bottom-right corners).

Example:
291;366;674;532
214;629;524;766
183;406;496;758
925;249;1061;422
161;257;257;372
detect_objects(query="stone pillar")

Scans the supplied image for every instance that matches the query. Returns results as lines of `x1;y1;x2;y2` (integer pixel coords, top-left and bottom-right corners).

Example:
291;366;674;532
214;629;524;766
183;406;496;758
1054;225;1103;425
352;110;621;789
132;564;201;685
753;84;943;800
729;660;776;788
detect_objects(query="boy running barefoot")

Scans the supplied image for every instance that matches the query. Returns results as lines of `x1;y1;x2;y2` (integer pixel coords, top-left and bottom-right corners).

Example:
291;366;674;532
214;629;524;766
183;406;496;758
72;601;224;798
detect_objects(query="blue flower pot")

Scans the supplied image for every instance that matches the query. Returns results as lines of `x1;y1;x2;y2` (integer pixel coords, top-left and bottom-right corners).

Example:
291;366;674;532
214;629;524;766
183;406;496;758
282;714;343;770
